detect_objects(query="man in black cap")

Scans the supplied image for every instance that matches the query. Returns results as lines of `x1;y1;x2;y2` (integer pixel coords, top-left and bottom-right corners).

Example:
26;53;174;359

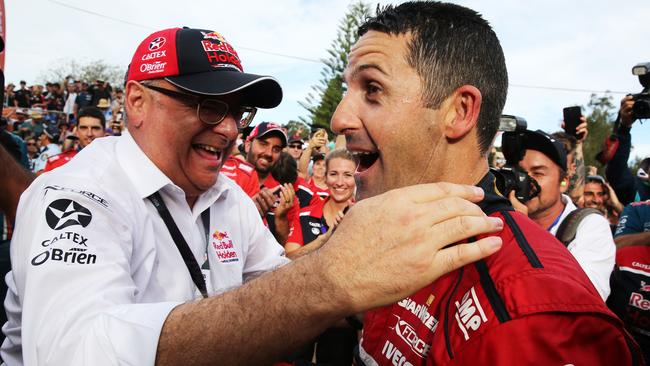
3;27;502;366
510;129;615;300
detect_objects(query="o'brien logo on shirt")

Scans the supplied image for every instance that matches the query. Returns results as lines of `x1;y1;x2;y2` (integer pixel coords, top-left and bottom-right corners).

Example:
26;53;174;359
454;286;488;340
211;230;239;263
45;199;92;230
31;231;97;266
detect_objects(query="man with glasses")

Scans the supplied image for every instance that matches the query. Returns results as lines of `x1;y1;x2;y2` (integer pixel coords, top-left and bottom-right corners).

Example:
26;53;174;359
286;136;304;161
3;27;504;365
510;130;615;300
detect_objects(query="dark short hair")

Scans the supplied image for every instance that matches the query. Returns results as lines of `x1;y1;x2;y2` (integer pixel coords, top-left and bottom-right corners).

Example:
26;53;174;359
271;151;298;185
359;1;508;155
78;106;106;129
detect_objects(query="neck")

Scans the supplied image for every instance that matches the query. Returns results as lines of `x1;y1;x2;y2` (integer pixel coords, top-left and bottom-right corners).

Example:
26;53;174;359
186;195;198;209
324;198;350;222
531;195;565;230
313;175;326;186
258;171;269;185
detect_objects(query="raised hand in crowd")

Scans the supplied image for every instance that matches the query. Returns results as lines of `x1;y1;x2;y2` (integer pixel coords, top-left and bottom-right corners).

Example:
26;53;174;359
272;183;296;245
619;95;635;127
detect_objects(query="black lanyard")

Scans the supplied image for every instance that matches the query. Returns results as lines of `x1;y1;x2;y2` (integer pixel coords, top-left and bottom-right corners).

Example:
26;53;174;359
147;191;210;299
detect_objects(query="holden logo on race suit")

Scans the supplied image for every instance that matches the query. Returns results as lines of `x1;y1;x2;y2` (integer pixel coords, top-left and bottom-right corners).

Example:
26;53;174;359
31;232;96;266
148;36;166;51
211;230;239;263
45;199;92;230
391;315;431;358
396;297;439;332
455;286;488;341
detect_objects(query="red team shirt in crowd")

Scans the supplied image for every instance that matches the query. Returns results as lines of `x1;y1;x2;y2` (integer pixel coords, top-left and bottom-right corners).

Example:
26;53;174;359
220;157;260;198
358;174;643;366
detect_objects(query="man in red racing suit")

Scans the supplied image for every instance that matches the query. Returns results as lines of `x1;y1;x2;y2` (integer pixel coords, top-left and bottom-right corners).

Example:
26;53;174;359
358;174;642;365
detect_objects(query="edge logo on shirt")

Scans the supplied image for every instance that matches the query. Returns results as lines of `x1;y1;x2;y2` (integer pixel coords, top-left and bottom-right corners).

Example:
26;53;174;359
45;199;92;230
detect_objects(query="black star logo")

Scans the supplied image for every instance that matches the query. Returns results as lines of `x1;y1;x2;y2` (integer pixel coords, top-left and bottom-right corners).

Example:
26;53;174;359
45;199;92;230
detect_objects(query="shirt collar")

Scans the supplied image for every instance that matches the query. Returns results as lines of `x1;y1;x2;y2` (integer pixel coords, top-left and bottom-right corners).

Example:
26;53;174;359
476;172;513;215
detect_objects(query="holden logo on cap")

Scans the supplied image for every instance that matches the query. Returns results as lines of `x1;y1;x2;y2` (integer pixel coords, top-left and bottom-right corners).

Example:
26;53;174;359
149;37;166;51
45;199;92;230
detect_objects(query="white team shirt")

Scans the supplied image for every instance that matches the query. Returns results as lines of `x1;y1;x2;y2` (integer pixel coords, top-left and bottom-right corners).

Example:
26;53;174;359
549;194;615;301
2;132;289;365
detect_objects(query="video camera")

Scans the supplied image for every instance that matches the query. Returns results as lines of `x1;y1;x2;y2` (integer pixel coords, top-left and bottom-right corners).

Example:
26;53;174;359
490;115;541;203
631;62;650;120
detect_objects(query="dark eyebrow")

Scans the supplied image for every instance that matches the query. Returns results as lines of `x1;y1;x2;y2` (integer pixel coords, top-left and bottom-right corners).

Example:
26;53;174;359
344;63;388;83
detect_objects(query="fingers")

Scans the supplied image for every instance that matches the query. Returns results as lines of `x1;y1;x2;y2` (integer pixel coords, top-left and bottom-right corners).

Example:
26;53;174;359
397;182;484;204
427;215;503;249
415;196;486;225
508;191;528;215
432;236;503;276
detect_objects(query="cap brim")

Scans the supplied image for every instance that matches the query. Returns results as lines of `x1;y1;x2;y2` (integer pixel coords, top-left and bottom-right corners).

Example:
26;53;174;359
165;70;282;109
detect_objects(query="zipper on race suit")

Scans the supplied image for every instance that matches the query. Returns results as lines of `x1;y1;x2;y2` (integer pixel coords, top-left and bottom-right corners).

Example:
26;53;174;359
443;266;464;359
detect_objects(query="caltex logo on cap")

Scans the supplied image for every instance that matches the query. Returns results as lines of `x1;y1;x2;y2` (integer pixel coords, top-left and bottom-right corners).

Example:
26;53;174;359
149;37;166;51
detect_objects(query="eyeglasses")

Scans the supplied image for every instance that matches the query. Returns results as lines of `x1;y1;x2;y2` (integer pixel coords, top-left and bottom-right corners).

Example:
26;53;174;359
288;144;303;149
141;83;257;129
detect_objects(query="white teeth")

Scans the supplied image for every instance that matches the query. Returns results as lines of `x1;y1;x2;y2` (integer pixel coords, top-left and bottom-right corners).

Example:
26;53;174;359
195;144;220;154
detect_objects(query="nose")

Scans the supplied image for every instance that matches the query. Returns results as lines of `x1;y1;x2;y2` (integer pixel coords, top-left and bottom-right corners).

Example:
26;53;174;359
210;114;239;141
331;93;361;135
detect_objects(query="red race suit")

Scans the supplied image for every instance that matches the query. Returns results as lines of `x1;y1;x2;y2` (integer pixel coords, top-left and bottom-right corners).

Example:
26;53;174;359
220;157;260;198
358;173;643;366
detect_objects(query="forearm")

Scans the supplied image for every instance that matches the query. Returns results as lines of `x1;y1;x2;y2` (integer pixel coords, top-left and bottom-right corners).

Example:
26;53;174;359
614;232;650;249
272;214;290;245
156;252;347;365
298;147;313;179
568;144;584;203
286;235;327;260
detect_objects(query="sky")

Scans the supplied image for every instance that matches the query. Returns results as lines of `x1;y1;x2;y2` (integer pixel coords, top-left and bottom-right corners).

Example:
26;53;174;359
4;0;649;161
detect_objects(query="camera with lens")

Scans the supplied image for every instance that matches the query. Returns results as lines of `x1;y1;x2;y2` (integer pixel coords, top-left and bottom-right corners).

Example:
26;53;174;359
631;62;650;120
490;115;541;203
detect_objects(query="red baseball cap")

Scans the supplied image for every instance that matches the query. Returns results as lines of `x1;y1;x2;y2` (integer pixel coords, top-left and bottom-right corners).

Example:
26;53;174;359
247;122;288;147
126;27;282;108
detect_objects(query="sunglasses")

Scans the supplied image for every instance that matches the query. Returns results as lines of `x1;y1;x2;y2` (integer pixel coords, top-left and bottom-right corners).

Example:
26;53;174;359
288;144;303;149
141;83;257;129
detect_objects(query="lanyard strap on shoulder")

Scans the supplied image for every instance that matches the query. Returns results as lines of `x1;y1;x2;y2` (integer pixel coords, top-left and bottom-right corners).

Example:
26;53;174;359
148;191;209;299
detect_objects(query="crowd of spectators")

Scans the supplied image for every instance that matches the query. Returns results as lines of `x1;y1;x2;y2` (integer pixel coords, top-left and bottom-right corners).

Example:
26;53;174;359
0;19;648;364
2;78;125;174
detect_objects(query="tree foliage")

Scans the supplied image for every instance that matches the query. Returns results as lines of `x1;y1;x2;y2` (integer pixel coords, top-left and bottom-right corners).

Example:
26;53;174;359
37;59;125;88
582;93;617;174
299;1;372;135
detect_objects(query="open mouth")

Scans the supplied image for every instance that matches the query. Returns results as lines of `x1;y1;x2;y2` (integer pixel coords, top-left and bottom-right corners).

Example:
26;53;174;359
193;143;222;160
351;151;379;173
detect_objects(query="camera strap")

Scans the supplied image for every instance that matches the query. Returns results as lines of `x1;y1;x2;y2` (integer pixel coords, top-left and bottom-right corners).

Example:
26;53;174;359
148;191;209;299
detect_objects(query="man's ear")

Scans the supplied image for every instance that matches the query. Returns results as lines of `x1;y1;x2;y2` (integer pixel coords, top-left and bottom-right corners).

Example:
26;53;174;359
124;81;147;129
443;85;482;139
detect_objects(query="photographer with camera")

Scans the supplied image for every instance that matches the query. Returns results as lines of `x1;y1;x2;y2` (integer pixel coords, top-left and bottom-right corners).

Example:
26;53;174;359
604;63;650;204
508;129;615;300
